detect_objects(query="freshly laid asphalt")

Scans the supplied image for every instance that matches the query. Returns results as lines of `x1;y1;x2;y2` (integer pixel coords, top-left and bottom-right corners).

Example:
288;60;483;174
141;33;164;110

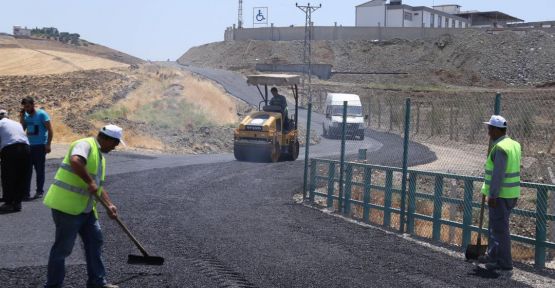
0;151;537;288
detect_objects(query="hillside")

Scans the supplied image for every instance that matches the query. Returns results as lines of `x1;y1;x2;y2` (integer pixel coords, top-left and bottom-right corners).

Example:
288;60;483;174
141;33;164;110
0;34;142;65
179;29;555;88
0;34;246;154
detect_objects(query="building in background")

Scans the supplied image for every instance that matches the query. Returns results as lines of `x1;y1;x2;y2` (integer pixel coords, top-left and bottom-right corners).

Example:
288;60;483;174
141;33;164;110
356;0;470;28
355;0;523;29
508;21;555;28
13;26;31;37
456;11;523;28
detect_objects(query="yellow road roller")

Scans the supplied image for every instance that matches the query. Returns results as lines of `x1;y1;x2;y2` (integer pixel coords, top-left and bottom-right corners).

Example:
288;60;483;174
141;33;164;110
234;74;300;162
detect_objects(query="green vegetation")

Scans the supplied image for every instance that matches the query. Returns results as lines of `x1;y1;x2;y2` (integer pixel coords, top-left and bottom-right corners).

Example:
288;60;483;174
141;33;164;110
31;27;81;45
136;99;213;129
90;98;214;130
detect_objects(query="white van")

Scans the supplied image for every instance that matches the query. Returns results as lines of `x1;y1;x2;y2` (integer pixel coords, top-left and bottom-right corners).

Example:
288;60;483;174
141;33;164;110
323;93;367;140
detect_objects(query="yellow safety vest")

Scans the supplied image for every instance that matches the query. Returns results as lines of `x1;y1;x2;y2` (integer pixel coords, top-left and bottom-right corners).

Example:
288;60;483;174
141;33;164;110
481;137;521;198
43;137;106;218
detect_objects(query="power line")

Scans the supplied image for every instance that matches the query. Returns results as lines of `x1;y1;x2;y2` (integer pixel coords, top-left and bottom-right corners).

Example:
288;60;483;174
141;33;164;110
296;3;321;65
296;2;321;105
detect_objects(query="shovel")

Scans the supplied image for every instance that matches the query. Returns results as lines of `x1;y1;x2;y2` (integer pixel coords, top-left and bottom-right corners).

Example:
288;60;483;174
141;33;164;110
465;129;497;261
465;193;488;260
95;194;165;266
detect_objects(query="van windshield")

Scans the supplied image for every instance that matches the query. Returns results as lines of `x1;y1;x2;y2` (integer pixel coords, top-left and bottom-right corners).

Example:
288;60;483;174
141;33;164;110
331;105;363;116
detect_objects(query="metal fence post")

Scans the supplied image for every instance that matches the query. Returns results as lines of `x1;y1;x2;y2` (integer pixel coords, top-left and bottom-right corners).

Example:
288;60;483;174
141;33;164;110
309;159;317;202
407;172;417;234
535;187;548;268
384;170;393;228
400;98;411;233
344;164;353;216
363;166;372;223
432;175;444;242
327;162;335;209
462;180;474;249
338;101;348;213
303;102;313;199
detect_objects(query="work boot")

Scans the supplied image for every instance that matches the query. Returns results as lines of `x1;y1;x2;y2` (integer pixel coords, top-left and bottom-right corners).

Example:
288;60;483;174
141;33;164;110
485;262;513;271
12;202;22;212
477;255;495;264
33;193;43;199
0;203;17;213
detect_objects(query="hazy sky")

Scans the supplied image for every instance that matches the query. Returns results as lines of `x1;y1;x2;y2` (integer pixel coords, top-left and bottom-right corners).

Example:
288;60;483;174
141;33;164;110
0;1;551;60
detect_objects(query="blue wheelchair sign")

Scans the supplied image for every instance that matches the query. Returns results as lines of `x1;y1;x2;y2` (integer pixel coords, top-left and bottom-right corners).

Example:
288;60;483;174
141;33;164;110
253;7;268;25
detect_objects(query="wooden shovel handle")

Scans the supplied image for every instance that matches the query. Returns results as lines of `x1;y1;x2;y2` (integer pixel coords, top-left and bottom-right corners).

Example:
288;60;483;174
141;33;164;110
477;194;486;246
94;193;150;257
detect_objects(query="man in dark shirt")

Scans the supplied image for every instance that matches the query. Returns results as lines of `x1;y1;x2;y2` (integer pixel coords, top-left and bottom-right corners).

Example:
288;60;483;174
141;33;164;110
269;87;288;129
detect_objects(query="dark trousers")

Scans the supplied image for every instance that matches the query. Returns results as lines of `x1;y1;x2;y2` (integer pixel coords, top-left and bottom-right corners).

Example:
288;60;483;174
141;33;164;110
1;143;31;205
27;144;47;197
487;197;518;269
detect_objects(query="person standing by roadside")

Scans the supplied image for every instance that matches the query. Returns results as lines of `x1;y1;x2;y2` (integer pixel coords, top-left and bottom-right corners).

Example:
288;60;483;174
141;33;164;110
20;97;54;199
480;115;521;271
0;109;31;213
43;125;123;288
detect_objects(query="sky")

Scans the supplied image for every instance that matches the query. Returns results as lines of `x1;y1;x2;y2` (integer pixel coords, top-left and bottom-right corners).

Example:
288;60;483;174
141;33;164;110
0;0;552;60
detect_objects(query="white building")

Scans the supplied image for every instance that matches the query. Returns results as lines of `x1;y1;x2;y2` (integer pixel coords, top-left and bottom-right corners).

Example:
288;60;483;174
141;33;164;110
356;0;470;28
13;26;31;37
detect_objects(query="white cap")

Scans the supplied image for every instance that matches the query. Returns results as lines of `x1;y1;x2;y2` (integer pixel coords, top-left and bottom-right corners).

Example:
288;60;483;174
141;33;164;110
100;124;126;146
484;115;507;128
0;109;7;116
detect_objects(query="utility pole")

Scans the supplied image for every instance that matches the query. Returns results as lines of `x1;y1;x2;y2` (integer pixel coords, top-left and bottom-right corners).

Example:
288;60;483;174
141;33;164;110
238;0;243;29
298;3;321;199
296;2;321;105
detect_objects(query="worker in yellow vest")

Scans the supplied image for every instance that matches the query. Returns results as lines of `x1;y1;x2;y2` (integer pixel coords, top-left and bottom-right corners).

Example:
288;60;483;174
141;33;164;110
480;115;521;271
43;125;124;288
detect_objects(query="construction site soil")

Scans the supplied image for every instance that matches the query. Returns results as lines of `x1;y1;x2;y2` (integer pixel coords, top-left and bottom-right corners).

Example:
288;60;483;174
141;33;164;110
179;29;555;88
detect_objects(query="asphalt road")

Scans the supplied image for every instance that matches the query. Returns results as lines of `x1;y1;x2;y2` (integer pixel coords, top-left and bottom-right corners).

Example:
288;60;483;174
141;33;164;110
1;65;546;287
163;63;436;165
0;155;536;287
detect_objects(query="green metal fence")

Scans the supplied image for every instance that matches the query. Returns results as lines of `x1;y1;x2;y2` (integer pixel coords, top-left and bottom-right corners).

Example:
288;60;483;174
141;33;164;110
309;158;555;268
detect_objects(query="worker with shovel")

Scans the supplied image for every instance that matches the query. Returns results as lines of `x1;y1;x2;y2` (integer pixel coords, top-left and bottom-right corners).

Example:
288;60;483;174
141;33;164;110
43;125;123;288
480;115;521;271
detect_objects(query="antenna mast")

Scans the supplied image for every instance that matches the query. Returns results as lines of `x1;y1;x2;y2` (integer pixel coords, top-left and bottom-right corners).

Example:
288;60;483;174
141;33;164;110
238;0;243;28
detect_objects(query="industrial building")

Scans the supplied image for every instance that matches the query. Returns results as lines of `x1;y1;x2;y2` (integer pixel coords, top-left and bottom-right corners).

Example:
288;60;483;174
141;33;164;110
356;0;470;28
356;0;523;29
456;11;523;28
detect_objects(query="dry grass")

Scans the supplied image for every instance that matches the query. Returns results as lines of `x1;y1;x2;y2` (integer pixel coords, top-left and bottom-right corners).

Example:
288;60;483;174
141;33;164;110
106;65;238;127
49;113;82;143
0;48;127;76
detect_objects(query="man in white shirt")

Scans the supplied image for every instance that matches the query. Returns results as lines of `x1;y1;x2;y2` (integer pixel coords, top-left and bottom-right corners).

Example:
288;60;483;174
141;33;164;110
0;110;31;212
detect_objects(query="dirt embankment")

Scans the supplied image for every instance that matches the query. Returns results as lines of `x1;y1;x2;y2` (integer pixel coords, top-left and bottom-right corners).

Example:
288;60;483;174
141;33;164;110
0;34;248;155
0;65;249;154
179;29;555;88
